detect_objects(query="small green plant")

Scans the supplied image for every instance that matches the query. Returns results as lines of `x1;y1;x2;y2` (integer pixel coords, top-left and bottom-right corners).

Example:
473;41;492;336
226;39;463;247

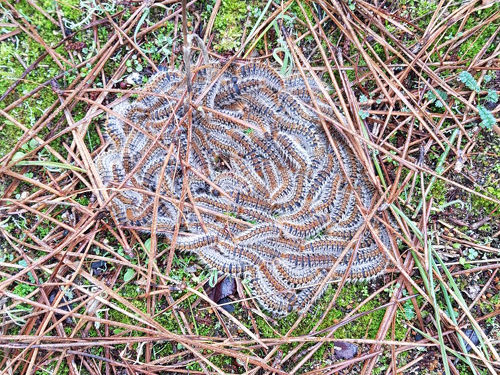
208;268;218;287
425;88;448;108
123;268;136;282
403;299;416;320
358;109;369;120
271;14;295;76
466;248;479;260
485;89;498;103
126;55;144;73
458;71;480;93
457;71;497;130
477;105;496;130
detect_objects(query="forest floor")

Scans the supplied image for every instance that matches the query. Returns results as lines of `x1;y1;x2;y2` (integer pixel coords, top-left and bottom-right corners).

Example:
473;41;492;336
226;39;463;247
0;1;499;374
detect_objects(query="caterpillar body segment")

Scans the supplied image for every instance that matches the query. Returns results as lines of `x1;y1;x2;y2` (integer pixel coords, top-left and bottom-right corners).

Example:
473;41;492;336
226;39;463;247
175;233;219;251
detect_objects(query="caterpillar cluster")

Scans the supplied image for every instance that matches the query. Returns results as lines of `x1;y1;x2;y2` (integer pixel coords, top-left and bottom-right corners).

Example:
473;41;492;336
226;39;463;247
96;63;391;316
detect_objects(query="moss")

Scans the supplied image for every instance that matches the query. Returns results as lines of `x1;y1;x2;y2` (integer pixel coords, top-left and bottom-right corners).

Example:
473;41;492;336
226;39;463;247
12;282;36;297
457;362;489;375
0;0;81;159
212;0;248;52
289;1;314;24
155;310;182;335
35;219;52;238
373;354;391;375
430;179;447;207
75;194;90;206
471;177;500;218
252;282;408;363
244;283;409;370
0;119;23;158
199;353;236;373
458;4;499;62
11;282;36;314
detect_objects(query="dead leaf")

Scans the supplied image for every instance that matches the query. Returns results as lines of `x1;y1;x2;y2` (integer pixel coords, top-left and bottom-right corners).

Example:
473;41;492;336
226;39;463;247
205;276;236;311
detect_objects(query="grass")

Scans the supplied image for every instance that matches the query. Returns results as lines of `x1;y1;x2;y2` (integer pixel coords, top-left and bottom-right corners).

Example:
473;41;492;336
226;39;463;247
0;0;499;374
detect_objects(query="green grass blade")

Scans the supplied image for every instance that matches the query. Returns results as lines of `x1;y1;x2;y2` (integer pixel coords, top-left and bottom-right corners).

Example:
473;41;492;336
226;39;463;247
427;239;451;375
413;128;459;218
432;248;490;362
243;1;293;59
431;251;480;375
14;160;86;173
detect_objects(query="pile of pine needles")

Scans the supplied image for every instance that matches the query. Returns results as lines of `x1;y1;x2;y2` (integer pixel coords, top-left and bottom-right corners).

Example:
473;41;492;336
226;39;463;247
0;1;498;374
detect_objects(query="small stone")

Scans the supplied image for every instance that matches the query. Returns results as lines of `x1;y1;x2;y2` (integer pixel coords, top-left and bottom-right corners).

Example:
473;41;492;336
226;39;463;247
333;341;358;360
